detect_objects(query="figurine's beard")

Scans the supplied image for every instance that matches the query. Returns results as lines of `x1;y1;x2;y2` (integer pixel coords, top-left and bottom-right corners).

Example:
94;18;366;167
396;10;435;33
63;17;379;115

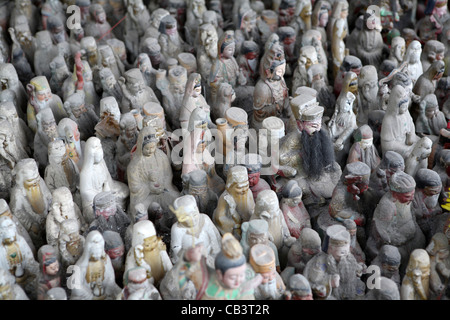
424;194;439;209
34;99;50;113
258;278;278;298
25;184;46;214
300;128;335;179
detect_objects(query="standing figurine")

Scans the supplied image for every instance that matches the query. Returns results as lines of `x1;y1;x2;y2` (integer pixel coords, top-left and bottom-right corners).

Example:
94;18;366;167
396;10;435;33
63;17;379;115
115;113;138;183
356;5;385;69
35;245;61;300
280;180;311;239
401;249;431;300
426;233;450;299
347;125;381;173
370;244;402;289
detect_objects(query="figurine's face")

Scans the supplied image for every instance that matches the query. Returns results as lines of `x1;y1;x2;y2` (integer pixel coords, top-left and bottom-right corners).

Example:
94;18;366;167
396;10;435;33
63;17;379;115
45;261;60;276
327;243;350;262
217;263;247;289
359;137;373;150
95;205;116;219
52;26;66;43
0;219;15;243
106;245;125;259
269;63;286;81
127;78;145;95
260;268;276;284
392;190;415;204
222;43;235;59
53;197;74;220
248;232;268;247
192;86;202;98
300;3;312;24
231;180;249;195
297;119;322;136
23;169;40;190
124;123;137;139
71;103;86;118
398;98;409;114
36;88;52;103
361;80;378;101
394;44;406;61
91;140;104;164
143;235;158;250
247;172;260;187
340;6;348;19
95;9;107;23
102;74;116;90
318;9;329;27
42;119;57;138
290;194;303;206
142;141;157;157
89;240;105;260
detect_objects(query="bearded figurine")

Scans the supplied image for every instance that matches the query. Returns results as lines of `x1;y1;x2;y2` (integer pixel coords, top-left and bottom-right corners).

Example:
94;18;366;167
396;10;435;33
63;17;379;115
9;15;36;68
49;55;70;100
118;68;159;114
136;53;159;100
170;194;221;268
209;30;247;105
10;158;52;249
98;44;125;82
250;243;287;300
45;140;81;208
80;136;129;224
0;63;29;116
367;171;426;270
57;218;85;276
251;41;290;131
0;216;39;299
213;165;255;240
99;67;123;103
156;65;188;130
158;15;190;61
404;136;433;178
33;108;59;172
185;0;207;46
46;186;86;248
70;230;122;300
58;118;85;171
292;45;319;94
63;92;99;141
124;220;173;287
386;36;406;68
26;75;67;134
123;0;151;62
113;113;137;184
347;125;381;174
197;23;219;92
328;91;358;168
412;169;443;243
84;4;114;43
415;94;447;139
356;65;379;127
402;40;423;85
275;96;341;207
0;118;28;198
127;126;180;218
401;249;431;300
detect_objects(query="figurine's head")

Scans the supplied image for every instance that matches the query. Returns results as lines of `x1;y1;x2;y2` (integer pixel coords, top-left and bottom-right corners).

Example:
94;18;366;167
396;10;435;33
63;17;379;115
289;274;313;300
139;126;158;157
0;216;16;244
119;113;138;143
278;0;296;26
353;124;374;150
36;107;58;139
404;40;422;63
35;30;53;48
426;233;449;260
47;139;66;165
415;168;441;209
423;40;446;63
262;42;286;81
38;245;60;276
242;153;263;187
405;249;430;280
295;0;312;30
172;195;201;228
389;171;416;204
261;10;278;31
379;245;401;276
84;136;104;165
103;230;125;260
159;14;178;37
343;161;370;200
85;230;106;261
58;118;81;147
99;67;116;91
390;36;406;62
51;186;75;221
27;76;53;112
300;228;321;259
168;65;187;96
142;37;163;68
387;85;410;115
255;190;281;219
380;151;405;181
199;23;218;57
226;166;250;196
324;225;350;262
364;5;381;31
312;0;330;28
150;8;170;29
90;3;106;23
93;191;117;220
13;158;41;192
132;220;158;250
64;92;86;119
99;96;121;123
123;68;146;95
243;219;269;247
249;243;276;284
239;7;257;33
215;233;247;289
218;30;236;59
291;95;323;135
281;180;303;206
49;55;70;81
298;45;318;70
137;53;152;75
98;45;117;68
359;65;378;102
47;15;66;43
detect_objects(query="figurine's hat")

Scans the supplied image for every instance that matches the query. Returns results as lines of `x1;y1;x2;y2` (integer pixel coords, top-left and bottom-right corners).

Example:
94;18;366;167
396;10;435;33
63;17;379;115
185;169;208;187
225;107;248;127
218;30;235;54
246;219;269;235
353;124;373;141
132;220;156;247
249;243;276;273
94;191;116;210
168;65;187;85
389;171;416;193
30;76;50;92
290;94;322;121
262;116;285;138
177;53;197;75
289;274;311;294
325;225;350;248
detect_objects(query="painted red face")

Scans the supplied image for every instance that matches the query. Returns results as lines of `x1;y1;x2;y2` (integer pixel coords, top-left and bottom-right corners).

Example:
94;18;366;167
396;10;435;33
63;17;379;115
106;245;124;259
392;190;415;204
248;172;260;187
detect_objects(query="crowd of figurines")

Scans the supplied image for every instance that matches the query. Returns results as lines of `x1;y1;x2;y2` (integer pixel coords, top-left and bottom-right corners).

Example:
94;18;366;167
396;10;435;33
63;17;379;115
0;0;449;301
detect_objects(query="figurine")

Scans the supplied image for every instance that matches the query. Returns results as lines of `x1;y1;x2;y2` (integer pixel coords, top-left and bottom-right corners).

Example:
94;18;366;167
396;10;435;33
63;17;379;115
333;55;362;98
285;273;313;300
103;230;125;286
347;125;381;173
158;14;190;61
79;136;129;223
412;60;445;108
236;40;260;87
115;112;138;183
58;219;85;275
0;63;29;116
185;0;207;46
278;0;297;27
401;248;431;300
197;23;219;89
412;168;443;243
284;227;321;276
9;15;36;67
70;230;122;300
49;55;71;100
63;92;99;141
213;165;255;240
235;6;261;55
209;30;246;105
342;219;366;264
35;245;61;300
0;268;29;300
356;5;385;69
250;243;287;300
84;4;114;43
366;171;426;270
58;118;85;170
99;67;123;104
292;45;319;94
402;40;423;85
118;68;159;114
380;85;419;158
117;266;162;300
370;244;402;289
124;219;173;287
0;216;39;299
98;44;125;81
280;180;311;239
421;40;445;72
170;194;221;267
364;277;401;300
330;0;349;78
252;41;289;130
211;83;235;122
33;30;57;81
404;136;433;177
87;191;131;242
356;65;379;126
426;233;450;299
123;0;151;62
386;36;406;68
46;186;86;248
178;232;263;300
33;108;59;172
26;75;67;133
139;37;166;71
9;158;52;249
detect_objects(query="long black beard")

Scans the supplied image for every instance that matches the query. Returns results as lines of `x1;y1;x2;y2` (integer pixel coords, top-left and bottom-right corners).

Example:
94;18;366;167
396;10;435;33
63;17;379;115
301;129;335;179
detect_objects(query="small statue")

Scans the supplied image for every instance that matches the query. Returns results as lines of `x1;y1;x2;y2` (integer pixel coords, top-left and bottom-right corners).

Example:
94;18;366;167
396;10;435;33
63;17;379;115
401;249;431;300
292;45;319;94
249;243;287;300
333;55;362;97
63;92;99;141
412;168;443;243
158;15;190;61
402;40;423;85
197;23;219;89
236;40;260;86
98;44;125;81
356;65;379;126
139;37;166;71
426;233;450;300
124;220;173;287
278;0;297;27
49;55;71;100
235;6;261;54
380;85;419;158
0;62;29;116
386;36;406;68
123;0;151;62
9;15;36;67
115;112;138;183
87;191;131;241
99;67;123;103
0;216;39;299
58;118;85;170
180;170;218;219
284;227;321;275
33;30;58;81
280;180;311;239
364;277;400;300
80;136;129;223
35;245;61;300
170;194;221;267
70;230;122;300
330;0;349;78
84;4;114;43
404;136;433;177
366;171;426;270
347;125;381;173
58;219;85;275
241;153;271;201
213;165;255;240
26;75;67;133
178;232;263;300
0;268;29;300
412;60;445;106
103;230;125;286
184;0;207;46
118;68;159;114
370;244;402;288
10;158;52;249
284;273;313;300
342;219;366;264
33;108;59;171
356;5;385;69
127;125;180;218
117;266;162;300
421;39;446;72
46;186;86;248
